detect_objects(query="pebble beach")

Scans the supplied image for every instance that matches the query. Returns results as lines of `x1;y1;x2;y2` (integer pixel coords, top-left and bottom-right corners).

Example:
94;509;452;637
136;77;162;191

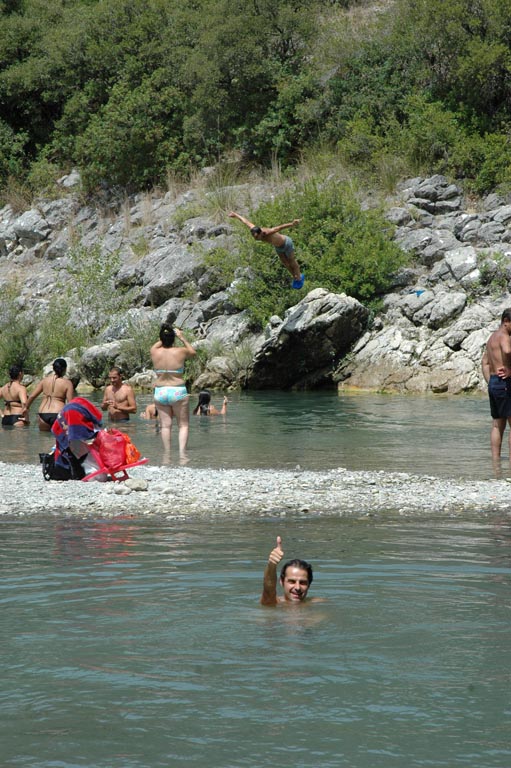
2;461;511;520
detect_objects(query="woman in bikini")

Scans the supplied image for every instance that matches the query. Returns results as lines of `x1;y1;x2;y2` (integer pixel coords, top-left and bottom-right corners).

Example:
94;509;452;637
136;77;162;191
150;324;196;458
0;364;29;427
26;358;75;431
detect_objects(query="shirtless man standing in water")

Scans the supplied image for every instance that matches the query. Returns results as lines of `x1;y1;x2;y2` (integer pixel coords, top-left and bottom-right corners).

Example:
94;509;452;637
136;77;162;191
482;308;511;460
101;367;137;422
261;536;320;606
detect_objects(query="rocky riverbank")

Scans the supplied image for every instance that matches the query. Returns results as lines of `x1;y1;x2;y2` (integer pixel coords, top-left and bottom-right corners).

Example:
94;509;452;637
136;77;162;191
2;461;511;520
2;171;511;395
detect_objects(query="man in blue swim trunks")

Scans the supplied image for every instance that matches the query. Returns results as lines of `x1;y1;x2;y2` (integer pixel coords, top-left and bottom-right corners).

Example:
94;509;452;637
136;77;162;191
228;210;305;289
482;308;511;461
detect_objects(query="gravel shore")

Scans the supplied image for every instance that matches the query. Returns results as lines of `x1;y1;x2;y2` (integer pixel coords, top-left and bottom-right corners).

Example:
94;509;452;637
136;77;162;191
1;461;511;520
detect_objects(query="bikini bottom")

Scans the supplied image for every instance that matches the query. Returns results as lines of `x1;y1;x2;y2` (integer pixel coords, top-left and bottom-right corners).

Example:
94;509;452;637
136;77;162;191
154;386;188;406
2;414;23;426
38;412;58;427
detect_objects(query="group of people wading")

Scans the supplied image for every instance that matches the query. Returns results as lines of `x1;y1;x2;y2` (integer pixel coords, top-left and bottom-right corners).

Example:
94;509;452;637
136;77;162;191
0;323;227;462
0;358;72;430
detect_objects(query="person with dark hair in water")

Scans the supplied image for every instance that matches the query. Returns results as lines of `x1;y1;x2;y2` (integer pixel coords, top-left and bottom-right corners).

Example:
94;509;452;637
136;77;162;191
261;536;320;606
141;403;158;420
26;358;74;431
193;390;228;416
101;366;137;422
150;323;196;458
0;364;29;427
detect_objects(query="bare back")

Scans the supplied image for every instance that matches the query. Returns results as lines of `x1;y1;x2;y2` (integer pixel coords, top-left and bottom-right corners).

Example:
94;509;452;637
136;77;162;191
39;374;73;413
0;381;25;413
485;327;511;375
151;344;189;387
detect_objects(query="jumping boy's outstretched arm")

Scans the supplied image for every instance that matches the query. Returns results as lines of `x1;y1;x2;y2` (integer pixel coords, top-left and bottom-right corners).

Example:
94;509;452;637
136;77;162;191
264;219;301;235
261;535;284;606
228;211;257;230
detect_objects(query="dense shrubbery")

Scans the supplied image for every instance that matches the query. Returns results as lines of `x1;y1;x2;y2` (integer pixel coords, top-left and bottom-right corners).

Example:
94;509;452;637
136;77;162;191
0;242;135;376
1;0;510;194
207;181;406;326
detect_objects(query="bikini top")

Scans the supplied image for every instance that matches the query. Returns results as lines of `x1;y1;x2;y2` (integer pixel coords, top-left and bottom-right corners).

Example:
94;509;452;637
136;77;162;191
3;383;21;405
154;368;184;374
43;374;66;403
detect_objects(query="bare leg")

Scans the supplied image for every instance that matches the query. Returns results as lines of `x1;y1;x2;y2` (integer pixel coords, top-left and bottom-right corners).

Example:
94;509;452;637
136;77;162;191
278;252;302;281
156;403;173;452
490;418;506;460
172;397;190;459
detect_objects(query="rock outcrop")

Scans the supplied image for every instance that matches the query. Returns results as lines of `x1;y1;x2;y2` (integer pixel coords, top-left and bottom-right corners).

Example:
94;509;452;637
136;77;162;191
245;289;369;389
1;170;511;393
336;176;511;394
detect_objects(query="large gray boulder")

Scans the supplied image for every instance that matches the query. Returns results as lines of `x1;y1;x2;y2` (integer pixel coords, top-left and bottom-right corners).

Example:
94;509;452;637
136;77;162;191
117;242;205;306
12;208;51;247
78;341;123;388
244;289;369;389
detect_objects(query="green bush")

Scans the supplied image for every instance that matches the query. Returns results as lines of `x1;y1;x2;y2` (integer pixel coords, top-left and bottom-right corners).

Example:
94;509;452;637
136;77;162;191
219;180;406;326
66;243;134;340
473;132;511;194
37;294;88;359
0;120;27;185
0;281;42;375
76;70;185;191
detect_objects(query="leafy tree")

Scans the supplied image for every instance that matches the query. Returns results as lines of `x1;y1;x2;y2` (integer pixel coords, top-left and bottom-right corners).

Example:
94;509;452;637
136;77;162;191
76;70;186;190
0;119;27;184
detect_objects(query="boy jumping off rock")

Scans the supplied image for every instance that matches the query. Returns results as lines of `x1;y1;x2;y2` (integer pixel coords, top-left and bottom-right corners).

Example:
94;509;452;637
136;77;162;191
228;210;305;289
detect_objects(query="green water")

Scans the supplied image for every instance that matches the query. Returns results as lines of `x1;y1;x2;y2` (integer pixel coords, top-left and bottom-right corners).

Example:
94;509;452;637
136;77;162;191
2;516;511;768
0;390;502;479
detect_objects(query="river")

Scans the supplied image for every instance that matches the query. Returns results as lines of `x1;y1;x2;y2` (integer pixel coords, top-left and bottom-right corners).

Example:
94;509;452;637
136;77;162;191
1;391;510;767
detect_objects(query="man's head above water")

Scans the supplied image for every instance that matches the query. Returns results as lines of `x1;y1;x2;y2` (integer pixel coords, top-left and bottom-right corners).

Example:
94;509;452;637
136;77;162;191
261;536;314;605
280;557;313;602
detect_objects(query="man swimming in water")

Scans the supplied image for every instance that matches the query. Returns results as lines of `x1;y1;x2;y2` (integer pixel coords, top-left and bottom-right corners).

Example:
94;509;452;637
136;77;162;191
228;210;305;289
260;536;316;605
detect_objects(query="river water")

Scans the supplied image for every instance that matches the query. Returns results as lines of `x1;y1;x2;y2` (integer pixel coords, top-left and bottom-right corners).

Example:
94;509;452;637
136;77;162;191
2;516;510;768
0;390;503;479
2;391;511;767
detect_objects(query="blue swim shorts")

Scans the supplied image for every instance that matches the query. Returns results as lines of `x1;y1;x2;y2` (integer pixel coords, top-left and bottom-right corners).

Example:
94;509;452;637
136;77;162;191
274;236;294;259
488;374;511;419
154;386;189;406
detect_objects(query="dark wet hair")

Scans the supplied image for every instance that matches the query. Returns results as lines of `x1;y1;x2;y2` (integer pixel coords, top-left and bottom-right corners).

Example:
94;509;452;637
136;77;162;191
159;324;176;348
250;226;262;236
502;309;511;323
193;389;211;415
9;364;22;380
280;558;313;585
53;358;67;376
109;365;122;376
